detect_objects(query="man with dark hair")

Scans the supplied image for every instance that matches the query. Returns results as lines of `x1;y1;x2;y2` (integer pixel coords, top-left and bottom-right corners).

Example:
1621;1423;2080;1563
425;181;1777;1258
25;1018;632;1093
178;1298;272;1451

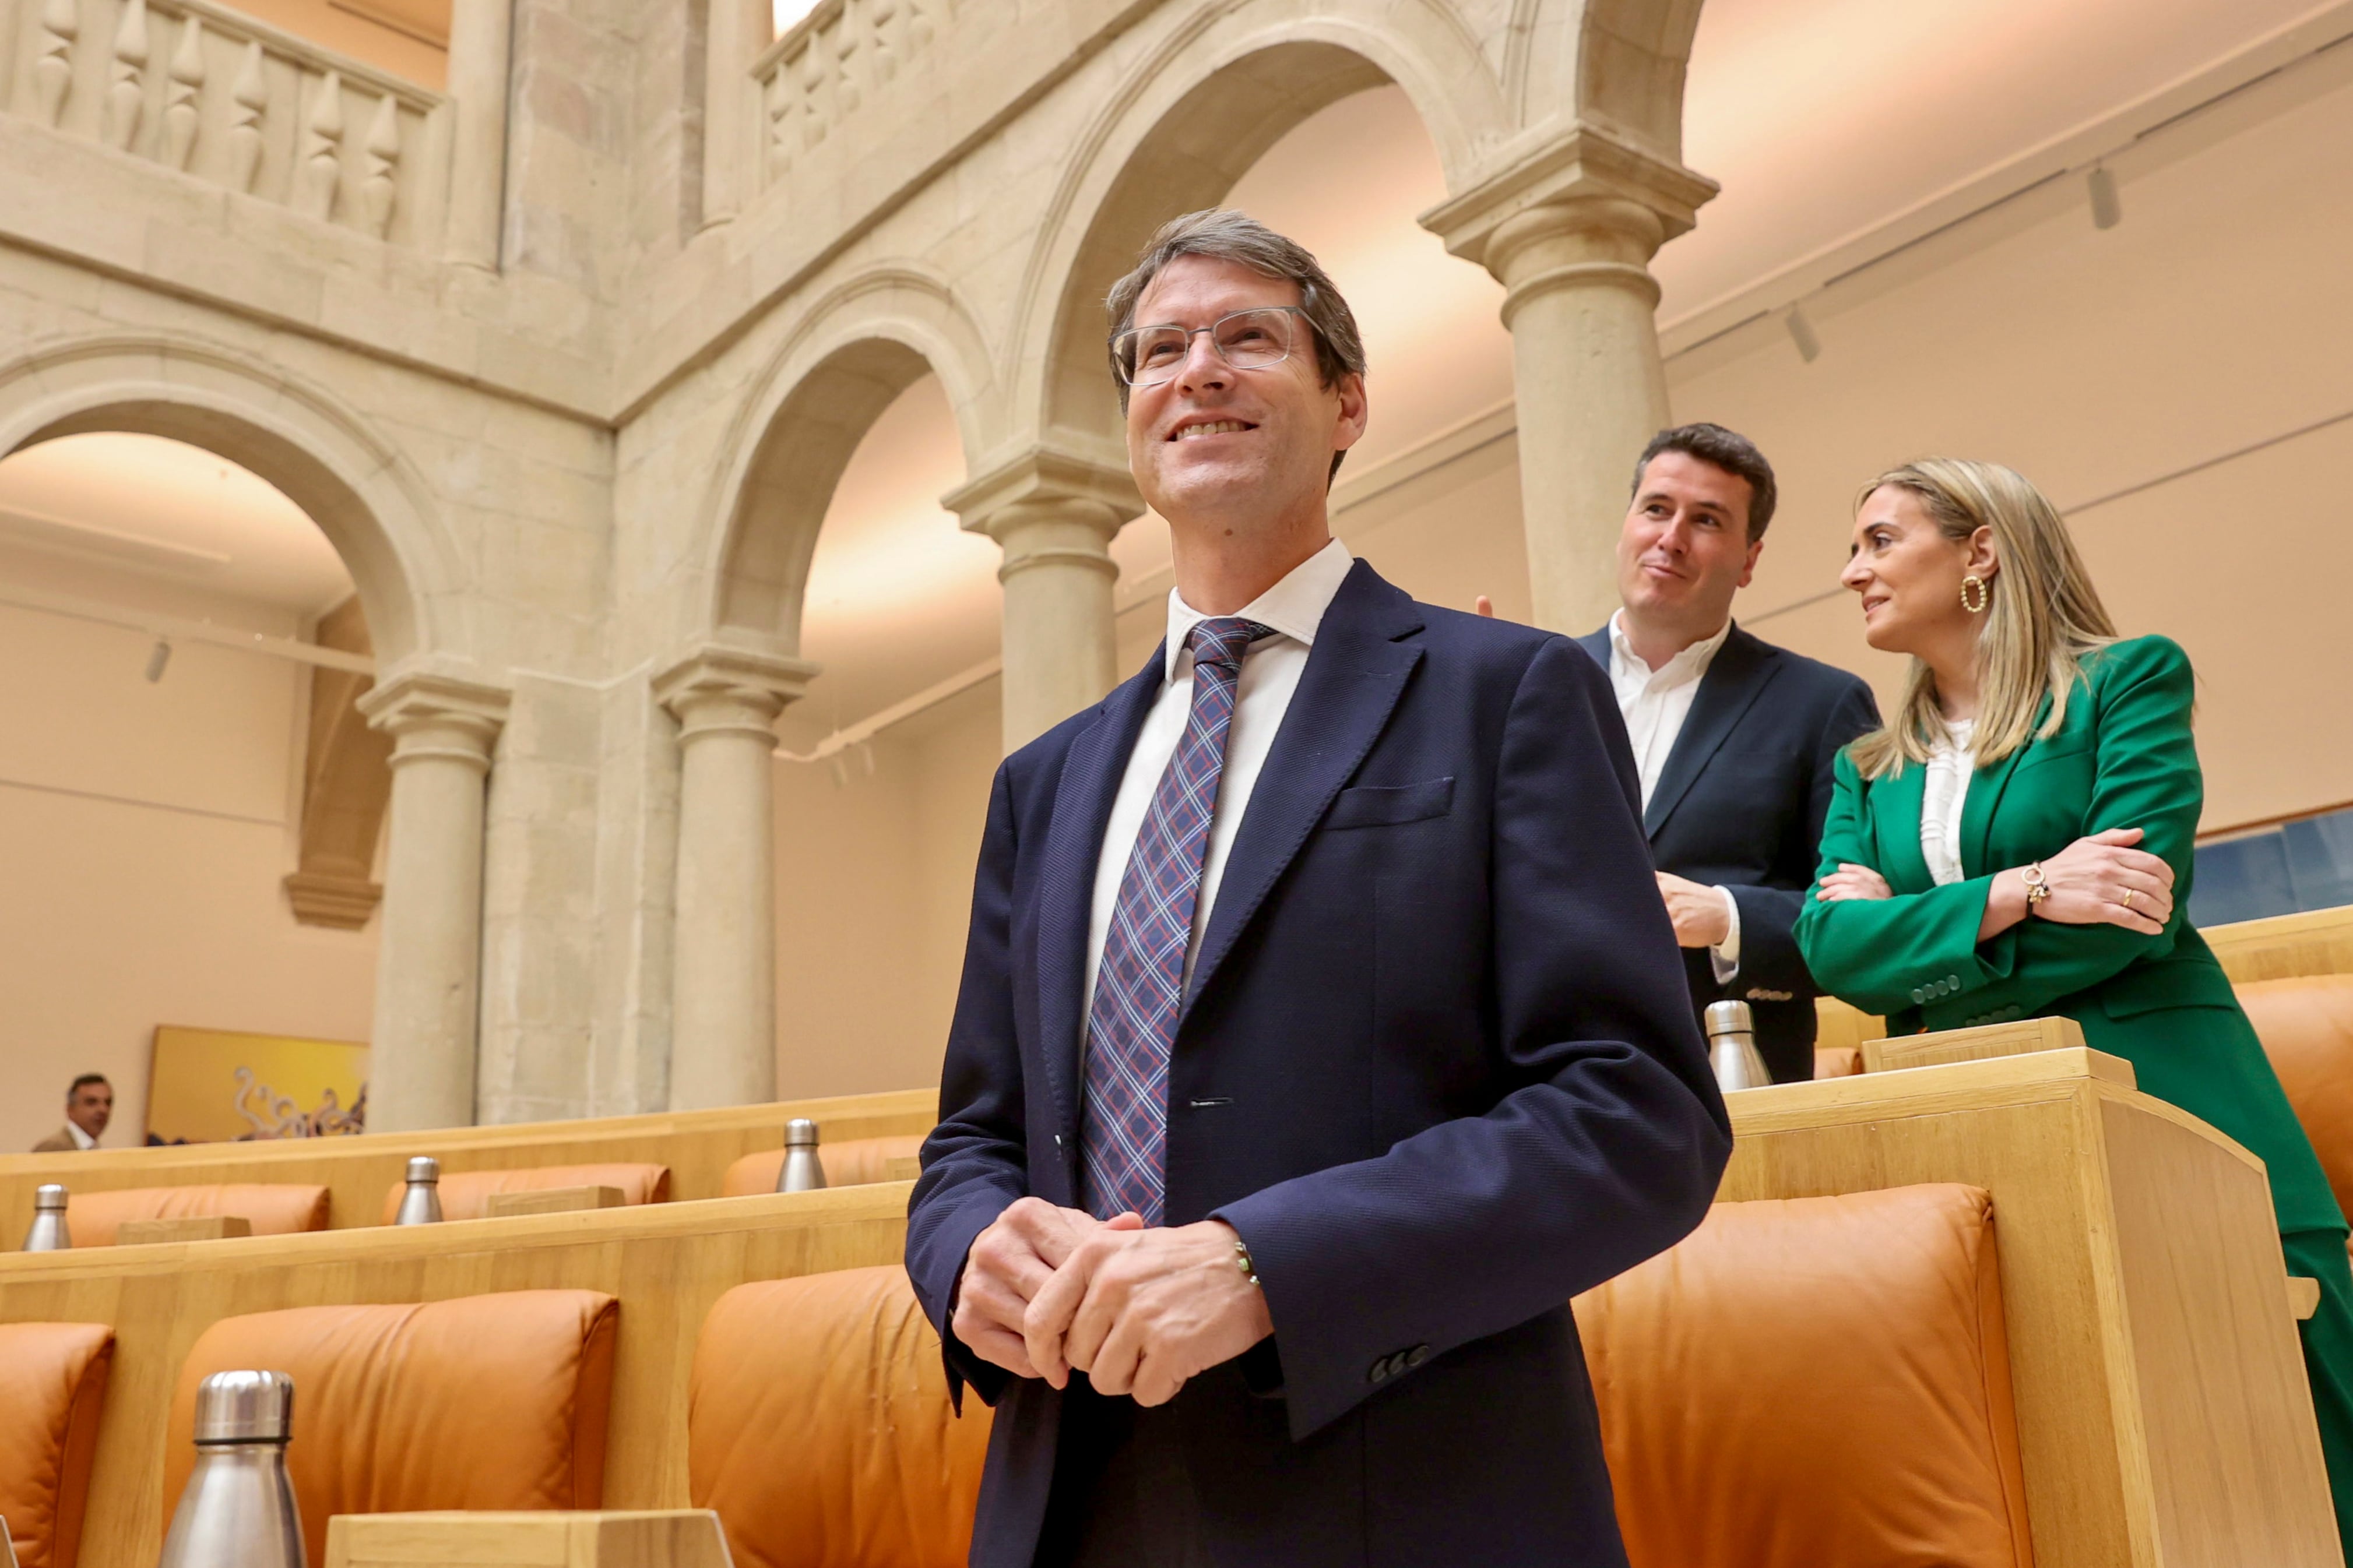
906;207;1728;1566
1578;423;1879;1083
32;1073;112;1152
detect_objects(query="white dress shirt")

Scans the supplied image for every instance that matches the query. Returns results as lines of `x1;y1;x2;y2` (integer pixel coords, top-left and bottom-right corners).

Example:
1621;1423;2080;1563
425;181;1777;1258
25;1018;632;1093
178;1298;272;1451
1605;611;1743;978
1082;539;1356;1033
1921;718;1978;887
68;1121;96;1150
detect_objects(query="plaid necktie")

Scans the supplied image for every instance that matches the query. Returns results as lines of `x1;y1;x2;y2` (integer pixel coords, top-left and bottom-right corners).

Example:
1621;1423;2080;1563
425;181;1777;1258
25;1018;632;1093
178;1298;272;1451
1082;616;1272;1225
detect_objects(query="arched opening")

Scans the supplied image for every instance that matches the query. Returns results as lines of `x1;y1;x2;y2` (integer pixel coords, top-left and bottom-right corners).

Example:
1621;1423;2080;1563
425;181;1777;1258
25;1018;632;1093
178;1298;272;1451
1028;50;1524;673
769;369;1001;1098
0;429;385;1154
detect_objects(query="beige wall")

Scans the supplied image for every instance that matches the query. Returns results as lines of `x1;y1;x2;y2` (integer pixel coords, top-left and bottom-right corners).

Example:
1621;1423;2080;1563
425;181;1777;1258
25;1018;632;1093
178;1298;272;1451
0;552;378;1157
771;679;998;1100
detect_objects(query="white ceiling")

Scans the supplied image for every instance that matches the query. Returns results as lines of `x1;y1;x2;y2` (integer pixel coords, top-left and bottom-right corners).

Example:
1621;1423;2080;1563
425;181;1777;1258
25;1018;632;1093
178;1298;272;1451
0;432;354;619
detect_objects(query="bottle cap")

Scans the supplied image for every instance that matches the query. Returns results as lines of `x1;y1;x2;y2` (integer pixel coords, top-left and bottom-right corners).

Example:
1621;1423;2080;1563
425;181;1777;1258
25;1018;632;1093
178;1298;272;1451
785;1118;821;1148
404;1156;440;1184
1704;1000;1755;1038
192;1369;295;1445
33;1184;66;1211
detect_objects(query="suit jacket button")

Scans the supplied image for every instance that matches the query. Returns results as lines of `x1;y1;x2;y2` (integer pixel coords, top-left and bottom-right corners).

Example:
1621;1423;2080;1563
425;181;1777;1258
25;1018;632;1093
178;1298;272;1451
1405;1345;1430;1368
1946;974;1961;988
1368;1358;1390;1384
1910;987;1926;1003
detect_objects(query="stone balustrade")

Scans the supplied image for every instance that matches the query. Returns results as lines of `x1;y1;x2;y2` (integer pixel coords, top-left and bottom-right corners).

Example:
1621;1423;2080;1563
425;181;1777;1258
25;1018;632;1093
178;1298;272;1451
6;0;449;245
751;0;949;188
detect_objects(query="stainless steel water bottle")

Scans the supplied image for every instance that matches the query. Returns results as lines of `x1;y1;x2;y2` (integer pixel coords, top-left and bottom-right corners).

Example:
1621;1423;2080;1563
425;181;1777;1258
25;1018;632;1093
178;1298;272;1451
22;1183;70;1252
392;1156;444;1224
156;1369;304;1568
1705;1000;1774;1091
777;1119;828;1193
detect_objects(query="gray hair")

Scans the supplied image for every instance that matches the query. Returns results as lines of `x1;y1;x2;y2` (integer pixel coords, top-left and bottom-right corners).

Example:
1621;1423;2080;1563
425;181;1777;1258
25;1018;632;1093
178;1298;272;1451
1105;209;1368;441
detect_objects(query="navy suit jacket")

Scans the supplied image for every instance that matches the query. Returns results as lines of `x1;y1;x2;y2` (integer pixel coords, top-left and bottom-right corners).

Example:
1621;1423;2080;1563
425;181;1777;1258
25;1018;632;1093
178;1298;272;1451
908;561;1731;1568
1574;623;1879;1083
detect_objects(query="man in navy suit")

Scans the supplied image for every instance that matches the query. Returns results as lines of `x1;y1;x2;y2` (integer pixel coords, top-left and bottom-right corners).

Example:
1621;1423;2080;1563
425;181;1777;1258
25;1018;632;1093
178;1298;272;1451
1571;425;1879;1083
905;209;1729;1567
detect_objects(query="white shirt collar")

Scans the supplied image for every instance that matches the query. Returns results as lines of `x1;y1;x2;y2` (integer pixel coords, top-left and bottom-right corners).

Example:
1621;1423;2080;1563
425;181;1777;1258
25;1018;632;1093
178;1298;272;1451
1162;538;1354;683
1608;608;1735;689
68;1121;97;1150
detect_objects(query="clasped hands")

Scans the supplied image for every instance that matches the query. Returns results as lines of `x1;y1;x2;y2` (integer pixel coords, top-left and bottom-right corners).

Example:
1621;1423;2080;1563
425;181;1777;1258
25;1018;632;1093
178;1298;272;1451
1817;826;2176;938
953;1196;1274;1407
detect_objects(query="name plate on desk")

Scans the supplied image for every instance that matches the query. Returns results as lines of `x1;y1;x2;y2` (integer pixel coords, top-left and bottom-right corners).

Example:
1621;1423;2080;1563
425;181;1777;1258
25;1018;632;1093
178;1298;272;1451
325;1510;730;1568
115;1215;253;1245
1862;1016;2086;1074
483;1186;627;1219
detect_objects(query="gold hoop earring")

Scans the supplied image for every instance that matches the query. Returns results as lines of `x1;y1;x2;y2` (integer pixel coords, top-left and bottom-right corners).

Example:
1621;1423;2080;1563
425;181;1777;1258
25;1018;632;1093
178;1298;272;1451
1961;575;1989;614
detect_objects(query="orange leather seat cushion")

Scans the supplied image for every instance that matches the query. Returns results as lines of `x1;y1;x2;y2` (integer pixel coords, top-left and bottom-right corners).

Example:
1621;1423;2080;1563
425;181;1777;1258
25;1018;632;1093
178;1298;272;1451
378;1162;670;1223
68;1183;329;1246
720;1134;927;1197
690;1264;990;1568
2238;975;2353;1221
1574;1183;2032;1568
1814;1045;1865;1078
0;1323;113;1568
164;1291;618;1568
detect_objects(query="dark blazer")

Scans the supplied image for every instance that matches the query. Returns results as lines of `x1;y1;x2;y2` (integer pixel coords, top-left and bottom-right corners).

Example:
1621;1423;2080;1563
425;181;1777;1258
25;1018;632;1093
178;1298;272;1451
1575;623;1878;1084
908;560;1730;1568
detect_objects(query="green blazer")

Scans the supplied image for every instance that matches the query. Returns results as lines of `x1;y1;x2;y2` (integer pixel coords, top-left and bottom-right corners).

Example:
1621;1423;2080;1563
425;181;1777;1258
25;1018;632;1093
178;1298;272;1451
1795;635;2343;1236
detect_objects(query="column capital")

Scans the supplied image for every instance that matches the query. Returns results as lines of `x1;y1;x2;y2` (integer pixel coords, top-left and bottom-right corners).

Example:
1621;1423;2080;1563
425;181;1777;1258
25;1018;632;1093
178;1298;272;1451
946;443;1145;547
653;643;821;738
357;669;511;771
1420;123;1718;272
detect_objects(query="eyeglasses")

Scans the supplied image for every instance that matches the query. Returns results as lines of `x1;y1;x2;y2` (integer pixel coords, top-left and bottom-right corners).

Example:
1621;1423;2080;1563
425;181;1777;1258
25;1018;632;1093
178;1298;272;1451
1111;306;1321;388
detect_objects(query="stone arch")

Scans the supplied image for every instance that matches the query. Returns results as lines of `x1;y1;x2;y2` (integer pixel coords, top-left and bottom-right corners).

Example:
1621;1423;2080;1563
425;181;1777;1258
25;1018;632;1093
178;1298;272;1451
0;333;457;668
1011;1;1511;460
704;267;999;650
1506;0;1710;156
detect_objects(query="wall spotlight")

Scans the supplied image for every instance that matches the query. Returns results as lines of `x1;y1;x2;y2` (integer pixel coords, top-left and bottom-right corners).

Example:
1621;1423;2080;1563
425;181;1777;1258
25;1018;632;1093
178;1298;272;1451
145;637;172;683
1785;306;1823;365
2088;166;2122;230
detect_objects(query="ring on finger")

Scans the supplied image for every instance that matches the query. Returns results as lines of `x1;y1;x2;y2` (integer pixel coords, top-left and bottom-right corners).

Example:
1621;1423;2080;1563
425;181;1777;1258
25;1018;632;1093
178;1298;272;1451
2121;888;2137;910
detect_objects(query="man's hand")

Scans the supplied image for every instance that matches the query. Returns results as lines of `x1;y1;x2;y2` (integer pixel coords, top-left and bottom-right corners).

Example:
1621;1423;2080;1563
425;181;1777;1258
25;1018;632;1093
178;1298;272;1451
954;1197;1142;1379
1657;872;1733;947
1022;1220;1274;1407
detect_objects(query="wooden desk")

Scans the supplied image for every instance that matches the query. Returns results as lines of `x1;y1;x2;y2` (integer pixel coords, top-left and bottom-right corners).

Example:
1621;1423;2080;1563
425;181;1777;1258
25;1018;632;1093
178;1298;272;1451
1726;1048;2338;1567
0;1184;912;1568
0;1087;937;1242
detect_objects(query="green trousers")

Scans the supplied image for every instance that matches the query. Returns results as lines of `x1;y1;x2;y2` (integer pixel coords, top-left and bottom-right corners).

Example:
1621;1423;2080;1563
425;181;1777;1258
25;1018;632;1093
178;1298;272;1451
2285;1227;2353;1552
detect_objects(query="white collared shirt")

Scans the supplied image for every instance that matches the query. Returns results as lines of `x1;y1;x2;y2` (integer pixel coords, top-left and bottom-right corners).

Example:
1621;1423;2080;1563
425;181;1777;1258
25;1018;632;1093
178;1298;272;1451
1082;539;1354;1030
68;1121;96;1150
1605;610;1744;978
1921;718;1978;887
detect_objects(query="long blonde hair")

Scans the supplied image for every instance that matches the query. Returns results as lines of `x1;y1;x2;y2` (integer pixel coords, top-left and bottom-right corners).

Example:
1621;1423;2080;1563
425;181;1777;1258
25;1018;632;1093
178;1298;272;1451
1848;458;2116;779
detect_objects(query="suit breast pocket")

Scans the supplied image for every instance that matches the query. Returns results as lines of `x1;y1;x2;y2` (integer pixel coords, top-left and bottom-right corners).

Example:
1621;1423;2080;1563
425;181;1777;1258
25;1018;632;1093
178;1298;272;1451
1324;777;1455;830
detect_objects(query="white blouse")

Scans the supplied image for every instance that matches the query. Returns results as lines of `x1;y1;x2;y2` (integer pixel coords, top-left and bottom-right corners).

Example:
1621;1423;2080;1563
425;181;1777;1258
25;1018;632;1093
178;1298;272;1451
1920;718;1978;887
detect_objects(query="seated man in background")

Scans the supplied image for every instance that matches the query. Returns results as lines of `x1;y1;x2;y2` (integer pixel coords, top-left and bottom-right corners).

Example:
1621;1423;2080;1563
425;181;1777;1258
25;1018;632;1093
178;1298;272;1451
908;208;1728;1567
32;1072;112;1151
1576;424;1878;1084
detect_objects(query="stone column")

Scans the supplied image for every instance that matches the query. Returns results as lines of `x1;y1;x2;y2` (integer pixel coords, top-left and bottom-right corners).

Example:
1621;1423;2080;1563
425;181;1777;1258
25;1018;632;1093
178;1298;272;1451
1425;130;1718;635
357;672;510;1132
947;449;1144;753
442;0;513;268
699;0;768;229
655;644;817;1109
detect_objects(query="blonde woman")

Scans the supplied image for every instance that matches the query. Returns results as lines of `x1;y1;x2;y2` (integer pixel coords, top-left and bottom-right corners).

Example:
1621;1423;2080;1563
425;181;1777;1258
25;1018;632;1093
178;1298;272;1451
1795;458;2353;1541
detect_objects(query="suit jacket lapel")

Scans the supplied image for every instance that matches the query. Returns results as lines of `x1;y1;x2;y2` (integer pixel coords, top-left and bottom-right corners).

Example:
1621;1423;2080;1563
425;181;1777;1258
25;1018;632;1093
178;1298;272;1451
1034;647;1164;1137
1961;693;2054;877
1869;761;1935;893
1179;561;1425;1028
1644;626;1781;840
